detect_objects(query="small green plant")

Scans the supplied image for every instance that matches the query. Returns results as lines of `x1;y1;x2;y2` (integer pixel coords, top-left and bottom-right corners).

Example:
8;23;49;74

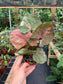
0;54;11;66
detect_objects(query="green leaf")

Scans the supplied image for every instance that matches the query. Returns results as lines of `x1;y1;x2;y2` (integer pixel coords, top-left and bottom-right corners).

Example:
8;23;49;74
4;61;8;66
57;58;63;68
58;54;63;60
33;48;47;64
15;48;36;56
50;66;61;76
1;54;4;58
54;43;63;47
52;47;63;50
20;26;29;34
8;48;10;52
46;75;57;82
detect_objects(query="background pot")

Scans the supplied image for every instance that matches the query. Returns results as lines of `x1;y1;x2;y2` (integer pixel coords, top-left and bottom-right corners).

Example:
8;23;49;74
2;50;7;54
0;59;11;75
0;50;2;54
0;65;5;75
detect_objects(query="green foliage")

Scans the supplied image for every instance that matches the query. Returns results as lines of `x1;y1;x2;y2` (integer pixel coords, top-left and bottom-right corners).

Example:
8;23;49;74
0;8;63;32
57;54;63;68
15;48;36;56
0;29;15;51
0;8;15;31
46;75;57;82
4;61;8;66
46;57;63;83
0;54;11;66
53;31;63;51
5;54;11;60
34;8;52;23
50;66;61;76
0;54;4;59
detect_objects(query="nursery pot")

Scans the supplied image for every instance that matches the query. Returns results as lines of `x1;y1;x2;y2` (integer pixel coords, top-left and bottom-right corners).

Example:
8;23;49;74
0;65;5;76
2;59;11;66
0;59;5;75
2;50;7;54
23;54;36;65
6;47;9;50
2;46;5;49
10;50;15;55
0;58;11;75
0;50;2;54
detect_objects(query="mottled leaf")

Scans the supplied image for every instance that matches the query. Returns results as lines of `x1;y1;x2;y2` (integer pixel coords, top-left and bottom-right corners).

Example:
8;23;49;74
20;26;30;34
33;48;47;64
29;38;38;46
31;22;54;46
20;13;42;31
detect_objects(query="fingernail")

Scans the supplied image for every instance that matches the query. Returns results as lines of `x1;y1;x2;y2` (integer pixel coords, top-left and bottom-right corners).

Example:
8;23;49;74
27;62;30;65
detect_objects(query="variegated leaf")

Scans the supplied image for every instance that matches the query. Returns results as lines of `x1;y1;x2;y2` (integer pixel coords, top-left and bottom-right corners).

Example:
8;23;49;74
33;48;47;64
31;22;54;47
20;13;42;31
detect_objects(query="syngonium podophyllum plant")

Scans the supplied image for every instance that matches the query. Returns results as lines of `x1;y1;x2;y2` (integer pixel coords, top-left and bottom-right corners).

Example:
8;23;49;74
10;13;54;64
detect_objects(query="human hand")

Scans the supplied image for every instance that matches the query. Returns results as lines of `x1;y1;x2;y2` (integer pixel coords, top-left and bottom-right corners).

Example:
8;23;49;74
10;56;36;84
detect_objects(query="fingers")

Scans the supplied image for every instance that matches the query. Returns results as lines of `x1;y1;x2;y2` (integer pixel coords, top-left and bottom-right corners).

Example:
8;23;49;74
25;65;36;77
16;56;23;67
13;56;23;71
21;62;29;70
23;79;26;84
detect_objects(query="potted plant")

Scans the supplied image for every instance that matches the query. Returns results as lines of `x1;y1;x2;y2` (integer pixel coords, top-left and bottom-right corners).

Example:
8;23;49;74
8;45;15;55
0;29;12;54
0;48;2;54
10;13;54;65
0;54;11;75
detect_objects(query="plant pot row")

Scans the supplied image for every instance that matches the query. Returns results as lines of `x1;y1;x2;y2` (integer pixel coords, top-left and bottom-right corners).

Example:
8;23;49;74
0;49;15;54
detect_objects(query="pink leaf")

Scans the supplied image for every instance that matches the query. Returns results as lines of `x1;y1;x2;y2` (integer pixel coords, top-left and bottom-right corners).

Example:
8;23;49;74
10;29;32;49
